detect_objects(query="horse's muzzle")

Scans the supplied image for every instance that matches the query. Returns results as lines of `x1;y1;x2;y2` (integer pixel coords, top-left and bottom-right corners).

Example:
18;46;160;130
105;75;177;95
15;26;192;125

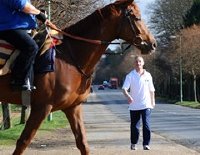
139;40;157;54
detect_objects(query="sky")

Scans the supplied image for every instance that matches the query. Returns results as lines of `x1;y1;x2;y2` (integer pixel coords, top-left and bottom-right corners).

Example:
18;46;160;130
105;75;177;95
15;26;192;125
104;0;156;22
135;0;156;23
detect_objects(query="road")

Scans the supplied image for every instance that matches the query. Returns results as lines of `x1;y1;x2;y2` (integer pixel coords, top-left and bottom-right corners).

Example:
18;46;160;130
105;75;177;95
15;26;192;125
1;86;200;155
151;102;200;152
86;86;200;153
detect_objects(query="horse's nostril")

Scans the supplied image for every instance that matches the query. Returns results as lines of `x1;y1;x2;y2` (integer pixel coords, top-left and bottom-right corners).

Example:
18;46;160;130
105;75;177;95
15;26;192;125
152;43;157;49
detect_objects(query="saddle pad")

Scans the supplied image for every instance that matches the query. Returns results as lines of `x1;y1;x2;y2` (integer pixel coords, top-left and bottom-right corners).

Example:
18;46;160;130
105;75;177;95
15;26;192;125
34;47;55;74
0;29;61;75
0;40;14;65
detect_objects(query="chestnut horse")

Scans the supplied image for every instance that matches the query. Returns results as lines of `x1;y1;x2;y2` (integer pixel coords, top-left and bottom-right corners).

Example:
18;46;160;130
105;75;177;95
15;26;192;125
0;0;156;155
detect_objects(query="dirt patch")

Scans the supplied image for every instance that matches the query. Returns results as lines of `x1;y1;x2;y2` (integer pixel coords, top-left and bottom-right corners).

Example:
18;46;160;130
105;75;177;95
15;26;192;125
30;127;76;150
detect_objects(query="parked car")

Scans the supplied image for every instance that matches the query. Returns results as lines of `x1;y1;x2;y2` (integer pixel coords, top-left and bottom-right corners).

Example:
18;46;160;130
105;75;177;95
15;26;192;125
109;77;118;89
103;80;109;87
98;85;105;90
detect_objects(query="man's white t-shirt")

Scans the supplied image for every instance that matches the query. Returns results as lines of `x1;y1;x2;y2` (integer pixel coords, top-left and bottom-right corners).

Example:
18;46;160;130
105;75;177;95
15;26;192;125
122;69;155;110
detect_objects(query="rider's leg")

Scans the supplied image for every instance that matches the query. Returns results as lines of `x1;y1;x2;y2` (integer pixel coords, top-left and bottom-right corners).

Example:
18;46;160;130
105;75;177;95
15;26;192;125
0;29;38;91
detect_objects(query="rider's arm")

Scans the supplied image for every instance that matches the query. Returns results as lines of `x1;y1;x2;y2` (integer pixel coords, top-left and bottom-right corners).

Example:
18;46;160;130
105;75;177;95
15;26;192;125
22;2;47;23
22;2;40;15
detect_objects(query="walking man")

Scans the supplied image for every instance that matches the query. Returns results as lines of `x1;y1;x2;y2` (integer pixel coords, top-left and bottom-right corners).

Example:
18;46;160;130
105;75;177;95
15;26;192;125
122;55;155;150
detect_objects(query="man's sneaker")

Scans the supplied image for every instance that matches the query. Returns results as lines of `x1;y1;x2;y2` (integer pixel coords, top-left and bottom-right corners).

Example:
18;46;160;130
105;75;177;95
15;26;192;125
130;144;137;150
143;145;150;150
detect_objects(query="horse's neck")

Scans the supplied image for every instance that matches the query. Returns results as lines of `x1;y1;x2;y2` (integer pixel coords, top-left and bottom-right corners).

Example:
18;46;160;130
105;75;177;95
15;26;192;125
64;8;119;75
70;24;116;74
64;38;108;76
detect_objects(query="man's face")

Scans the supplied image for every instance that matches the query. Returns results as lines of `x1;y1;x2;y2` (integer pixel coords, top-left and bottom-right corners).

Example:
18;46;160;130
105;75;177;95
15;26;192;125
134;57;144;69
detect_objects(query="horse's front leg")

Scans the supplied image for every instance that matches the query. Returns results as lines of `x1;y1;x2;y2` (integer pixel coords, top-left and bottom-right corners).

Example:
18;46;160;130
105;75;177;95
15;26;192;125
63;104;90;155
13;104;52;155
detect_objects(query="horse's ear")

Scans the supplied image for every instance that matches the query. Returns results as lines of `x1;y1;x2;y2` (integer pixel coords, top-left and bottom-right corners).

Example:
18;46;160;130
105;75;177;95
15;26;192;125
125;0;134;5
114;0;134;8
127;0;134;3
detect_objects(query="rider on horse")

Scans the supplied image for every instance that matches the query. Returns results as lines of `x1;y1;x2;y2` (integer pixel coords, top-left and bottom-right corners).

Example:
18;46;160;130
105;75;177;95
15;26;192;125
0;0;47;91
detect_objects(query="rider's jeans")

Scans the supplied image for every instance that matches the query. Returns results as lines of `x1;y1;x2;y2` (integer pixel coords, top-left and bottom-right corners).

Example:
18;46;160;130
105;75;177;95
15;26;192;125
0;29;38;83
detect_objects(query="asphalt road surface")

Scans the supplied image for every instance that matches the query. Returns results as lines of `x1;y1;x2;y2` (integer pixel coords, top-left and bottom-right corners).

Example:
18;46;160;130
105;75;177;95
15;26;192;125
1;86;200;155
86;86;200;153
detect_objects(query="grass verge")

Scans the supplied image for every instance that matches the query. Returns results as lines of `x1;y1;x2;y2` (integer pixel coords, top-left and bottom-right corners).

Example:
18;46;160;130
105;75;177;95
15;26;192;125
175;101;200;109
156;97;200;109
0;105;68;146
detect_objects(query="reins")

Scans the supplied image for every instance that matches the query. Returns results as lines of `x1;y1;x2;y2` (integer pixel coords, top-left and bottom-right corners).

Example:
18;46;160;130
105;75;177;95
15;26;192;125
46;22;131;79
46;21;130;47
43;7;139;78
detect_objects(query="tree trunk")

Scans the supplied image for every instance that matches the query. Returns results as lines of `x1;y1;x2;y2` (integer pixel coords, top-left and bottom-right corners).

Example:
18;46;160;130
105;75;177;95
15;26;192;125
1;103;11;130
192;69;197;102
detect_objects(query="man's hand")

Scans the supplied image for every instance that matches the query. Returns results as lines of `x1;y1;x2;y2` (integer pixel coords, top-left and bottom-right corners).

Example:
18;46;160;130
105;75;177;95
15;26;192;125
127;96;133;104
151;102;155;108
150;91;155;109
122;89;133;104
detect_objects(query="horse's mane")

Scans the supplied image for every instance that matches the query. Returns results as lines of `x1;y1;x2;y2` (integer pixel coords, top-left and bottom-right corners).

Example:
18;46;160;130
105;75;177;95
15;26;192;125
63;4;114;36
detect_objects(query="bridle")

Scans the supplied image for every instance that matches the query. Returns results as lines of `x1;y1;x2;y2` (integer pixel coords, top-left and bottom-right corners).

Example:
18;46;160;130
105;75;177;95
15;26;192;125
47;8;142;47
116;8;143;47
46;7;144;78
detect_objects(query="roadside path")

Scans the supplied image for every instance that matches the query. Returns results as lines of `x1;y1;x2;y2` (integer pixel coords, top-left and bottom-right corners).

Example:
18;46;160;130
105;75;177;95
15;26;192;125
1;90;199;155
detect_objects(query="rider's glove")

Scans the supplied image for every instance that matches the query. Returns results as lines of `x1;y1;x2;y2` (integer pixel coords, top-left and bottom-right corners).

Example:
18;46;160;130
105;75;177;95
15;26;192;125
36;12;47;23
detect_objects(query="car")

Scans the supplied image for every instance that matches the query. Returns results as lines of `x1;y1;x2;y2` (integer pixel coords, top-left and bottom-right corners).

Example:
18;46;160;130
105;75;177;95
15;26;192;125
103;80;109;87
98;85;105;90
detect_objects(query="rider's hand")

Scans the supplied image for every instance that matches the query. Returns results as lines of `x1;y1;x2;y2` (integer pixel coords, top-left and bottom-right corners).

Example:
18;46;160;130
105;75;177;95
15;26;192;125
45;20;59;30
36;12;47;23
45;20;51;26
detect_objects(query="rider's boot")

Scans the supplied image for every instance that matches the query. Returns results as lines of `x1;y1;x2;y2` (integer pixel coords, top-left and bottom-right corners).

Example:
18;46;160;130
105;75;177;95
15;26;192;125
10;58;36;91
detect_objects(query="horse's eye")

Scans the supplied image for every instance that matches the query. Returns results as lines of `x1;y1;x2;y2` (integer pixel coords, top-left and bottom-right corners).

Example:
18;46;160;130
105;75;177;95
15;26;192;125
125;9;133;16
136;17;141;21
134;16;141;21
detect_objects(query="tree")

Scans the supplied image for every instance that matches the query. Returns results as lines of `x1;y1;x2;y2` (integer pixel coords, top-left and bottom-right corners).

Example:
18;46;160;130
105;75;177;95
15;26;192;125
145;0;196;100
169;25;200;102
32;0;105;28
94;47;157;87
180;26;200;102
148;0;193;47
184;0;200;27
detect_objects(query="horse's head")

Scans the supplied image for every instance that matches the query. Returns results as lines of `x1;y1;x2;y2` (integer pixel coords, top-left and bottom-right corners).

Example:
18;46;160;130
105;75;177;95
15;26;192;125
113;0;156;54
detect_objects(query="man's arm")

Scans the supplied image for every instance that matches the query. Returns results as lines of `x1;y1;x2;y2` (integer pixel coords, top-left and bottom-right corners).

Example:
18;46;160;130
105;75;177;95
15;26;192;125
122;89;133;104
150;91;155;108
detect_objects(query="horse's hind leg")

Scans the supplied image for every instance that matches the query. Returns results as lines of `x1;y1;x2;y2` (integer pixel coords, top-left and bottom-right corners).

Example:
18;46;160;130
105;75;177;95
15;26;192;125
63;104;90;155
13;105;52;155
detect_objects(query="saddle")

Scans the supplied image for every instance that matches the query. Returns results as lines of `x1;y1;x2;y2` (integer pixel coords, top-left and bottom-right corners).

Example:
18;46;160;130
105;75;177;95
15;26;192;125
0;27;63;76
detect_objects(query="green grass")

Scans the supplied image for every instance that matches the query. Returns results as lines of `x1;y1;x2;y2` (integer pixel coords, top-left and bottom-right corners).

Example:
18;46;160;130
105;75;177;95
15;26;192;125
0;107;68;146
156;97;177;104
156;97;200;109
175;101;200;109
